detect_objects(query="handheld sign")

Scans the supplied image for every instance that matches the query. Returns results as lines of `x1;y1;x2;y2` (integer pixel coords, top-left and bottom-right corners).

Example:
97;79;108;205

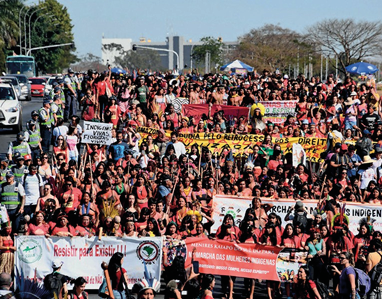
82;121;113;145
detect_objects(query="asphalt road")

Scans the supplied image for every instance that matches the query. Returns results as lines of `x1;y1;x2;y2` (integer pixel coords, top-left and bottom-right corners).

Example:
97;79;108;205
0;96;43;155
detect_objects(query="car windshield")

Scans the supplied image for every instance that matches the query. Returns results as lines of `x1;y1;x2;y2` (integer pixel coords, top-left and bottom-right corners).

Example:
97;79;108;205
30;78;45;84
14;76;27;83
0;87;15;100
47;78;56;85
0;77;18;86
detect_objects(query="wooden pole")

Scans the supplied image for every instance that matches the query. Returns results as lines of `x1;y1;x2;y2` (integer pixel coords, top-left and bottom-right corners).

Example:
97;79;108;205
101;262;114;299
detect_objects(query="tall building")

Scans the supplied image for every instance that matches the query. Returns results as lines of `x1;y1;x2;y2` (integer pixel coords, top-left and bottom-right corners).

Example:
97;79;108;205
101;35;237;71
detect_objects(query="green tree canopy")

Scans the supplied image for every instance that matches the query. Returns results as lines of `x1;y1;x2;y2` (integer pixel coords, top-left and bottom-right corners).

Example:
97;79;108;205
115;48;163;71
192;36;223;68
231;24;315;74
29;0;77;73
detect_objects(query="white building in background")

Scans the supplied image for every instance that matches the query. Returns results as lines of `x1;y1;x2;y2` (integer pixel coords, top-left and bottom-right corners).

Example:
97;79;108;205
101;35;237;71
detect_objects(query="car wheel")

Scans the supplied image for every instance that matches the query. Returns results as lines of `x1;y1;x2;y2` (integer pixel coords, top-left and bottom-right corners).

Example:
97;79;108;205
28;96;31;101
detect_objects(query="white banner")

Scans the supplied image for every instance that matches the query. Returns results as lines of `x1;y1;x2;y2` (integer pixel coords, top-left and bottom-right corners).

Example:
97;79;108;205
81;121;113;145
211;195;382;235
15;236;162;289
292;143;306;167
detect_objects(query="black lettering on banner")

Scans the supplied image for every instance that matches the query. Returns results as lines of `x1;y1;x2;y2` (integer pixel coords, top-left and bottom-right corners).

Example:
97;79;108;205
210;143;219;149
234;145;241;150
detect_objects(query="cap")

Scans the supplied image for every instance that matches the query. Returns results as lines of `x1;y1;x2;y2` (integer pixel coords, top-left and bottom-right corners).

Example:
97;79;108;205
6;171;14;178
335;143;342;148
28;120;37;126
53;94;60;101
363;129;371;135
124;149;133;155
43;98;52;105
31;110;39;116
283;74;289;79
16;155;24;160
68;68;74;74
52;82;59;87
54;86;61;93
24;154;32;161
302;119;309;125
341;144;348;151
295;200;304;211
131;100;140;105
52;259;64;269
350;91;357;96
17;132;24;141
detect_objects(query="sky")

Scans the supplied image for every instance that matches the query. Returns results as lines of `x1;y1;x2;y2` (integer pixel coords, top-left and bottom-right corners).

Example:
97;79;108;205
46;0;382;59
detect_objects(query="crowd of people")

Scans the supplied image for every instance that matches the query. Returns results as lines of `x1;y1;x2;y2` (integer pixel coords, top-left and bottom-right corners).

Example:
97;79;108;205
2;66;382;299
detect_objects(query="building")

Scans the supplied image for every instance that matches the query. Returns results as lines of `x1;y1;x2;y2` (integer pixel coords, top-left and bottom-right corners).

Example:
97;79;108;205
101;35;237;71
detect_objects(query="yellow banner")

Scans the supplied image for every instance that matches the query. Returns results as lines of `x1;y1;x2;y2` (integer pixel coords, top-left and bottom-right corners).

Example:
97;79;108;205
136;127;327;162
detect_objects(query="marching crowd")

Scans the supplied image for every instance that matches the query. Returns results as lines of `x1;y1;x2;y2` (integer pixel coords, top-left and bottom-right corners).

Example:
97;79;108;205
1;66;382;299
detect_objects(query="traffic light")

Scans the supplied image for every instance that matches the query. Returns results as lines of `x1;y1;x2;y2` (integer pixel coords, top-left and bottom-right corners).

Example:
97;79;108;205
132;44;137;51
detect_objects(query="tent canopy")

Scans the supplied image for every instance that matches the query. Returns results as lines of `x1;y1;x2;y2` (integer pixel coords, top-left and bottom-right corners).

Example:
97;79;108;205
220;60;254;72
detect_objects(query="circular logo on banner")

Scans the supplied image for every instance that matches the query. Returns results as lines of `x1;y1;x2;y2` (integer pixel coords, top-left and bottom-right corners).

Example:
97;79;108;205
17;238;42;264
136;241;160;264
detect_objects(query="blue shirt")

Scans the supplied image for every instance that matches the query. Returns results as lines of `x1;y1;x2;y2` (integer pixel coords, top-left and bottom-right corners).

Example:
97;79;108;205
109;142;129;162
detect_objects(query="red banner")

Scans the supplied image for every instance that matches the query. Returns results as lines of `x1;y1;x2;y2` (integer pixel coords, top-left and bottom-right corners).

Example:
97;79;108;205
184;237;282;280
181;104;249;123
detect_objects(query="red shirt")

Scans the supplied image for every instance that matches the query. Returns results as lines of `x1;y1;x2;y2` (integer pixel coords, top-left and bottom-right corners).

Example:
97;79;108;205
60;188;82;213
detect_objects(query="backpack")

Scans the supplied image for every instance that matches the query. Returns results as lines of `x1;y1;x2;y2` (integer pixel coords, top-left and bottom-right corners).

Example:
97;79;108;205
313;280;333;299
356;138;368;155
293;212;308;231
369;252;382;289
44;272;63;297
354;268;371;296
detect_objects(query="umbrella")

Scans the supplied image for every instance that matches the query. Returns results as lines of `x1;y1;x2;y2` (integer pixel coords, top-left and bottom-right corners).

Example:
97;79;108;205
345;62;378;75
111;67;126;74
220;59;254;72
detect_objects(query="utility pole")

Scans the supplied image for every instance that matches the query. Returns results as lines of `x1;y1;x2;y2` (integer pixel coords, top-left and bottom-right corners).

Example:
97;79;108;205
320;54;323;82
205;51;210;74
18;6;27;54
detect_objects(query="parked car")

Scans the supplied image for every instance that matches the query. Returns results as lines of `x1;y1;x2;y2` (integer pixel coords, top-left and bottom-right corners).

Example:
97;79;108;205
0;79;23;132
0;76;22;100
11;74;31;101
29;77;47;97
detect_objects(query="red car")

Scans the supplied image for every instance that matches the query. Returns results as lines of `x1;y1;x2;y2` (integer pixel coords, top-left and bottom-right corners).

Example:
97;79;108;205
29;77;47;97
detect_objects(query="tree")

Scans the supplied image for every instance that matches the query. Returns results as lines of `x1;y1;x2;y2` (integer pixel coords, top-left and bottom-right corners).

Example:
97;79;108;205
0;0;22;72
231;24;316;74
30;0;77;73
192;36;223;69
115;49;163;71
307;19;382;75
71;53;105;73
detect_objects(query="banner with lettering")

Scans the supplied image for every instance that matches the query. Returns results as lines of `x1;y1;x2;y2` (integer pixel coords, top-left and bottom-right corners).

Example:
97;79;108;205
136;127;327;162
181;104;250;123
82;121;113;145
15;236;162;289
259;100;298;124
184;237;282;280
211;195;382;235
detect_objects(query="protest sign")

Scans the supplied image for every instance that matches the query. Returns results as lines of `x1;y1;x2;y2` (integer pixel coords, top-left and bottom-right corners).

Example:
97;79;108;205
184;237;282;281
259;100;298;124
81;121;113;145
181;104;249;123
15;236;162;289
136;126;327;162
211;195;382;235
292;143;306;167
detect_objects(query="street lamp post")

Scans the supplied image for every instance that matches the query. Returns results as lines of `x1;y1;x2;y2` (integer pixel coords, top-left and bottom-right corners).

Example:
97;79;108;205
132;44;180;71
18;5;27;54
190;44;195;70
24;5;36;56
33;14;54;31
29;7;46;53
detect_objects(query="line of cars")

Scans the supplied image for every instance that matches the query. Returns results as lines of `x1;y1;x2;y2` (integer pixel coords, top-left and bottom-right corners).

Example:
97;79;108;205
0;74;60;133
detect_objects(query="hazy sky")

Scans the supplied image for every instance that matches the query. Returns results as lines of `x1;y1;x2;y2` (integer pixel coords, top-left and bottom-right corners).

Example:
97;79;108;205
49;0;382;59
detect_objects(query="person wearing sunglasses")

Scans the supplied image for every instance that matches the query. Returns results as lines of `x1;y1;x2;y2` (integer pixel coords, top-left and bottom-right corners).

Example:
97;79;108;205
38;154;56;182
59;177;82;214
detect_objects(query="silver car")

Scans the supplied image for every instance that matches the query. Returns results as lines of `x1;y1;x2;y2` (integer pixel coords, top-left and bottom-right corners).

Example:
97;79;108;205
0;76;22;101
11;74;31;101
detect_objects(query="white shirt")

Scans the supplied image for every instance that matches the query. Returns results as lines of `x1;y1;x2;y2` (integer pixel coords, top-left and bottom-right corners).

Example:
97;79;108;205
22;174;44;205
53;125;69;142
166;141;186;158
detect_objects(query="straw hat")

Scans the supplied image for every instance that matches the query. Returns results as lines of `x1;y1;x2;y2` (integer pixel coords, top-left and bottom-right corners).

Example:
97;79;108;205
362;155;374;165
